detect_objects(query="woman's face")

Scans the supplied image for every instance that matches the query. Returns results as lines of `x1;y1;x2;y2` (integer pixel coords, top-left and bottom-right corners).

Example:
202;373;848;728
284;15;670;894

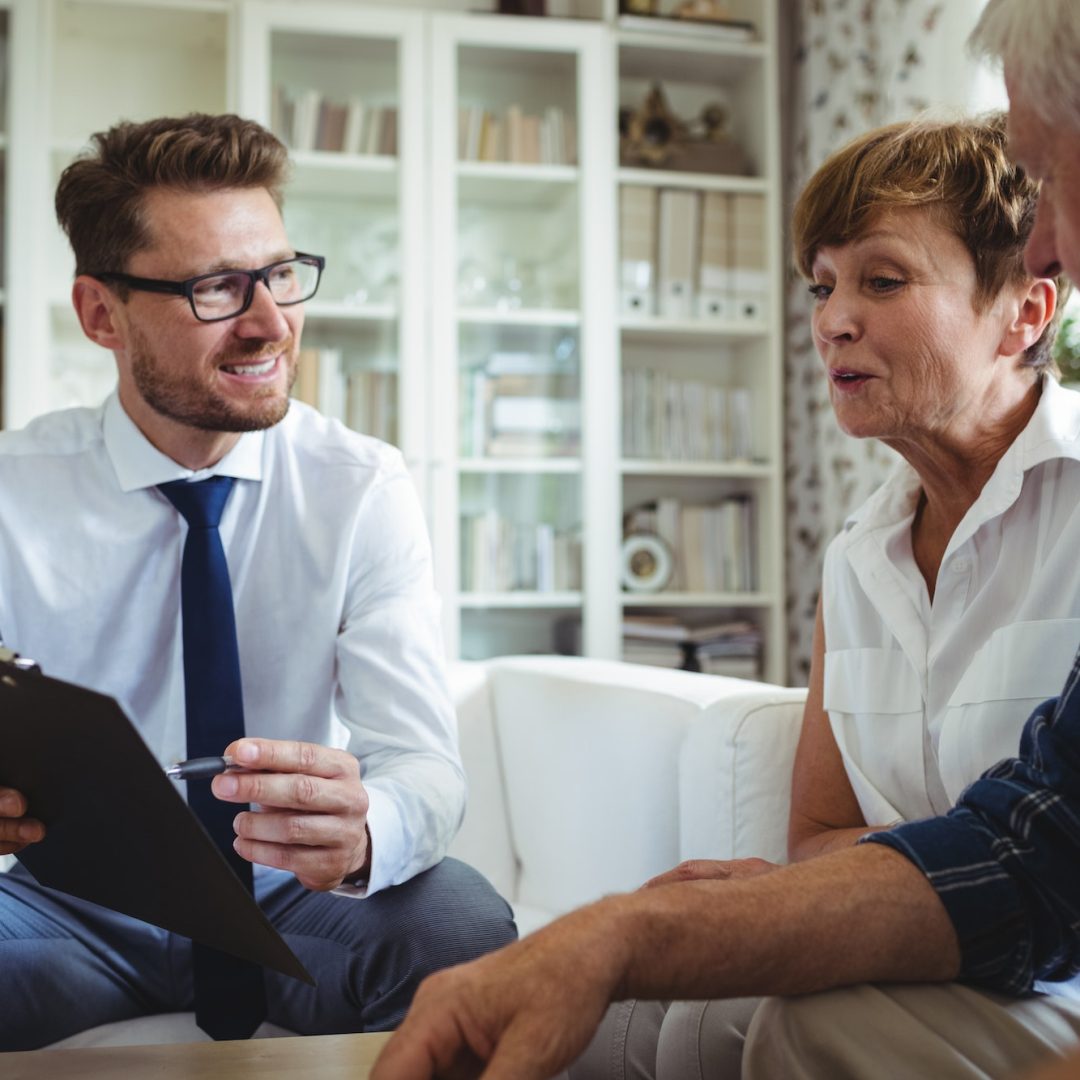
810;207;1021;445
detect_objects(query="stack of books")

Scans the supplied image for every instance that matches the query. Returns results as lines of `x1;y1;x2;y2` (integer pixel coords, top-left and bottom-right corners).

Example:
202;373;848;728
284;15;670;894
622;614;763;678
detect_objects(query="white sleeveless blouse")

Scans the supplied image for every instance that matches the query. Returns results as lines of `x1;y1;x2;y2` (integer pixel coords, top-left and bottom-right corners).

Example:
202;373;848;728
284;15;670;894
822;377;1080;825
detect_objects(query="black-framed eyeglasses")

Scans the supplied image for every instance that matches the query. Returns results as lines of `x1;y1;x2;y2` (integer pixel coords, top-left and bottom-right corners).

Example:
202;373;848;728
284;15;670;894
93;253;326;322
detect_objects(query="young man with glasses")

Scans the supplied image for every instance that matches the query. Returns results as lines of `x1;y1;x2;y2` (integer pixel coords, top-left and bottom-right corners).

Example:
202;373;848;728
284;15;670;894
0;113;515;1051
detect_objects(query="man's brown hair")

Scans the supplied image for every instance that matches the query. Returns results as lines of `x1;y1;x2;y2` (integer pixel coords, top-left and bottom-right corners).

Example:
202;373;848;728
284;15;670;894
55;113;291;283
792;112;1066;372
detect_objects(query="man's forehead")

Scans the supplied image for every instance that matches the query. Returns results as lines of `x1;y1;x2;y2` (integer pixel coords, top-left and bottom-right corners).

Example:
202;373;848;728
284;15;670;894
134;187;290;274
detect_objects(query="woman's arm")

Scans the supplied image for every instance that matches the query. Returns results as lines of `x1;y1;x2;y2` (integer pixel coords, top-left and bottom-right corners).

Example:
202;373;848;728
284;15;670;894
787;596;890;860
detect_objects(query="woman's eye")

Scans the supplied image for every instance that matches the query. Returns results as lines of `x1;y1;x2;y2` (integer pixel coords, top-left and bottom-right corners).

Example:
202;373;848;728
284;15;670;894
808;283;832;301
868;276;904;292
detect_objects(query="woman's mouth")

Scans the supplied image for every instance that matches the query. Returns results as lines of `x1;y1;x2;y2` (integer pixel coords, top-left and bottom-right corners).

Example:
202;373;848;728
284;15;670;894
829;368;873;389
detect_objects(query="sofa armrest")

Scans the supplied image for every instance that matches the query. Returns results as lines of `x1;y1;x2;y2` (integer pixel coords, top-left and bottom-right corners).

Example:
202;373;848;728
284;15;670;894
679;686;808;865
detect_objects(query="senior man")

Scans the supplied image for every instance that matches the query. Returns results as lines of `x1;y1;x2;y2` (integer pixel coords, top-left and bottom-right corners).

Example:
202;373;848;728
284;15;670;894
371;2;1080;1077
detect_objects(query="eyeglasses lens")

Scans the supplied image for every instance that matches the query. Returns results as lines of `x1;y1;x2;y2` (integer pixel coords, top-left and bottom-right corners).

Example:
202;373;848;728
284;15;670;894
191;258;320;319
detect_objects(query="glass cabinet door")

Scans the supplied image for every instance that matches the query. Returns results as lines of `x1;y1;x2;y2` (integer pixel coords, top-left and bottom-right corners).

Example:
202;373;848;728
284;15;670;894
237;2;426;502
430;14;613;662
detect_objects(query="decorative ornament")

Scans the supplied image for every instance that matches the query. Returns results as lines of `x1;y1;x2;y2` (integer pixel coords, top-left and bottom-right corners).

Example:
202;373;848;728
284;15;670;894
620;534;674;593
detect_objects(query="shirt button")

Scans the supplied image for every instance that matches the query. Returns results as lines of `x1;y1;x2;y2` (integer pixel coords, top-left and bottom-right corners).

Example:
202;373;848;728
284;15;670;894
952;558;971;573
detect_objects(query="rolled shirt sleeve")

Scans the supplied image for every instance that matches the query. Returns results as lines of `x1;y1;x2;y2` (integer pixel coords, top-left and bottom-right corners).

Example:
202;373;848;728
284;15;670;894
865;662;1080;995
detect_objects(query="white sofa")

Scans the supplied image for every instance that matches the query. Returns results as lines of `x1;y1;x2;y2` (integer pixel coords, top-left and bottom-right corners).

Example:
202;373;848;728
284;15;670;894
37;654;807;1049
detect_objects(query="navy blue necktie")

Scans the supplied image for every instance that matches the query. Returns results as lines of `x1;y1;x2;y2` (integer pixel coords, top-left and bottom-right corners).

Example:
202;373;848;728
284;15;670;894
159;476;267;1040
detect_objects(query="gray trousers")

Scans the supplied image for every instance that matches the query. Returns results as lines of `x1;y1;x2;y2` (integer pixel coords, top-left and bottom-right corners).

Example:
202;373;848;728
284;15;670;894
0;857;517;1051
570;985;1080;1080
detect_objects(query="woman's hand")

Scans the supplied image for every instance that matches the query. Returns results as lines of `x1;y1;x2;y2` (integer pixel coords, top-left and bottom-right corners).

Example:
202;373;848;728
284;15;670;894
641;858;779;890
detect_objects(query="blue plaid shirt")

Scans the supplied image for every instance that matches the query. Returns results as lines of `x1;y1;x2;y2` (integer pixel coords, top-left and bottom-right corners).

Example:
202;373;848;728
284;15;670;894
867;646;1080;996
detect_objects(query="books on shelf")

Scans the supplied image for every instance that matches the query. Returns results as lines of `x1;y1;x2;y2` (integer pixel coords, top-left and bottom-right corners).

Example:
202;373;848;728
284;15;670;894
458;103;577;166
461;357;580;458
621;367;753;462
618;189;769;324
623;495;757;594
620;185;658;316
346;369;398;446
616;13;756;42
293;348;398;445
622;613;763;677
460;509;582;593
272;85;398;157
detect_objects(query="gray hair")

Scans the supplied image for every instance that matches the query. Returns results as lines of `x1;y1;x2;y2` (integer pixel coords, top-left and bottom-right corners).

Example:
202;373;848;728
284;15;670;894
969;0;1080;132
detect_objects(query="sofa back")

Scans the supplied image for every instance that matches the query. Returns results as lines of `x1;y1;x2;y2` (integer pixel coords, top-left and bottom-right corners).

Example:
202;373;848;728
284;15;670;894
449;655;801;933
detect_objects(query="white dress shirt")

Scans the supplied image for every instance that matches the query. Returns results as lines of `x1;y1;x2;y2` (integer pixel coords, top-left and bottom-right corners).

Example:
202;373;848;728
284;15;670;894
822;376;1080;825
0;394;463;896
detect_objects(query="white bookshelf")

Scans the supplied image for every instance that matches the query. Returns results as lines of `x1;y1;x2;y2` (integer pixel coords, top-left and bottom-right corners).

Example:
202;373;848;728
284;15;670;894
3;0;785;682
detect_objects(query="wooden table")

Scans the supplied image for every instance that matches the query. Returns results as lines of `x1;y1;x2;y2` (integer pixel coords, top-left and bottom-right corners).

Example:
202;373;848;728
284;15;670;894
4;1032;393;1079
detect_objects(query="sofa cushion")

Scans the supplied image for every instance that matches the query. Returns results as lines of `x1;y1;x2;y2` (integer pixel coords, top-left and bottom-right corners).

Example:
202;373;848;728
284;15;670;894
488;656;761;918
679;688;807;865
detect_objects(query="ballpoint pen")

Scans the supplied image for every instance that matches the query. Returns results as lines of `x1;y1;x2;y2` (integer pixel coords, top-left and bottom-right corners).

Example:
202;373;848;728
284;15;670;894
165;755;237;781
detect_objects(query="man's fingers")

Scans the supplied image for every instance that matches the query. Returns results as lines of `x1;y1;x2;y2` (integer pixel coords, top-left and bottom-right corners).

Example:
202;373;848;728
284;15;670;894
212;769;368;816
224;738;358;779
233;809;351;848
0;788;27;817
479;1015;580;1080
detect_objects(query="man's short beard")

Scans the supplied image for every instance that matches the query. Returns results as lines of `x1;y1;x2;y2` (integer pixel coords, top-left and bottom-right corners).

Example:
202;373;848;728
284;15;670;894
129;330;297;433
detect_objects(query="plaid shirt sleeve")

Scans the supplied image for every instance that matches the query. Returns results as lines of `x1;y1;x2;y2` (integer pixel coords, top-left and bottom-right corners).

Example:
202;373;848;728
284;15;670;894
864;647;1080;996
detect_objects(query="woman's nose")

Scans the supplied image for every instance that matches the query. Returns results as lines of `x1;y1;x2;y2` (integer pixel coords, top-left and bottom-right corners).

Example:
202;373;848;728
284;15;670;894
813;289;859;345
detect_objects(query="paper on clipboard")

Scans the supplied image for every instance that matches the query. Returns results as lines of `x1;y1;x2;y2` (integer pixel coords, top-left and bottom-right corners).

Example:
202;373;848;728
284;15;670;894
0;654;313;985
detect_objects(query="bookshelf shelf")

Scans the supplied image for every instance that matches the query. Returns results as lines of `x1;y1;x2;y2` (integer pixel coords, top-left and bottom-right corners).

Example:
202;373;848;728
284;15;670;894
619;315;769;340
458;457;582;474
620;460;774;479
457;307;581;328
618;38;766;83
617;168;768;195
623;592;776;608
288;154;398;200
303;300;397;323
290;150;396;171
458;592;583;609
458;161;577;184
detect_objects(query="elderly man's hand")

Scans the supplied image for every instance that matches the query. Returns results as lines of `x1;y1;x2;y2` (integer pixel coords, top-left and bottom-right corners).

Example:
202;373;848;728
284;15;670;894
212;737;370;891
641;858;779;890
371;903;625;1080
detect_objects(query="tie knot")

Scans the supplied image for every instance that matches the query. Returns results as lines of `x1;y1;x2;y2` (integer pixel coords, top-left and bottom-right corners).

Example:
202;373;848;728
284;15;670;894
158;476;236;530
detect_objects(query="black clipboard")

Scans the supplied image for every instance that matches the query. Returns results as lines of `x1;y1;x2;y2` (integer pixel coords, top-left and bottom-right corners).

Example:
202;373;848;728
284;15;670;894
0;649;313;985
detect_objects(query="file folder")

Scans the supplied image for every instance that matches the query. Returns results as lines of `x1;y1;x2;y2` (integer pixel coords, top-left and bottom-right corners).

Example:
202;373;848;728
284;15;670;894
0;651;313;985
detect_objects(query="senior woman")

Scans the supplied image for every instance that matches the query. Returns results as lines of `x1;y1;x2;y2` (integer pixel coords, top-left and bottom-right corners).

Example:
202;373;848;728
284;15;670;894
569;111;1074;1079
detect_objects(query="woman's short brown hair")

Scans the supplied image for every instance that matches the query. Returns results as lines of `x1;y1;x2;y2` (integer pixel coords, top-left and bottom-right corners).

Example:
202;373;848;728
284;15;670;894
55;113;291;282
792;112;1065;372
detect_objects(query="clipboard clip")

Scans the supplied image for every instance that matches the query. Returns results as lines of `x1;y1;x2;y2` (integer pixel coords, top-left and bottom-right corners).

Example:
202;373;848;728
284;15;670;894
0;644;42;677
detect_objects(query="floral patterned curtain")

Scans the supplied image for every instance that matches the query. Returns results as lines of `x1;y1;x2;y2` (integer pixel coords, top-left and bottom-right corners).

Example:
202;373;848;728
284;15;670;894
782;0;1000;683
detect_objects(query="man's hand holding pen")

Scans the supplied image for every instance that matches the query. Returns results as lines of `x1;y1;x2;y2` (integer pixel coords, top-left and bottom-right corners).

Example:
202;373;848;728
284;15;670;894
0;787;44;856
210;738;371;893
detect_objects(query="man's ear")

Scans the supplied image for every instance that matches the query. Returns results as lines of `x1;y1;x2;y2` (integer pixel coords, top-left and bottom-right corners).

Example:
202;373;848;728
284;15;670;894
72;275;126;350
999;278;1056;359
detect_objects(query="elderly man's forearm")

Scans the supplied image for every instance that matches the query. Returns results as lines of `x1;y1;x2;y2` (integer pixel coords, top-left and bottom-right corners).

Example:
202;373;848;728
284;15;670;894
594;843;960;1003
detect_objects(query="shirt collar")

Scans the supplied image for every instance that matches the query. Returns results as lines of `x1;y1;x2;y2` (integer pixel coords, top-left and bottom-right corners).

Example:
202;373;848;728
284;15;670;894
102;392;265;493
